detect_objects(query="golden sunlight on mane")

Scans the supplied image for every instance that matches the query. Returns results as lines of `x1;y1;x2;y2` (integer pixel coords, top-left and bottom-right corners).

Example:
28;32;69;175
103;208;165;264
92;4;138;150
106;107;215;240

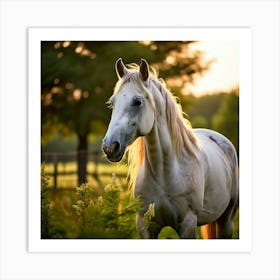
127;137;144;190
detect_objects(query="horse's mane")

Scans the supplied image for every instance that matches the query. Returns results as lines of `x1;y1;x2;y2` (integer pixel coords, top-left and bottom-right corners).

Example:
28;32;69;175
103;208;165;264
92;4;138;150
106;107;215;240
113;64;200;189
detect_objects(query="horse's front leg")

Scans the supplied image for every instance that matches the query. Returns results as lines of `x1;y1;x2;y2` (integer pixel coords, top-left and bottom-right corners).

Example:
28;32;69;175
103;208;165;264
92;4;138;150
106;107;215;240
136;213;160;239
179;211;197;239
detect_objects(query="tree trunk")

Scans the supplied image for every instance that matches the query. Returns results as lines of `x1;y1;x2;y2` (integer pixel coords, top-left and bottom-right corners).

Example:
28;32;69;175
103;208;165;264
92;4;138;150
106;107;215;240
77;133;88;186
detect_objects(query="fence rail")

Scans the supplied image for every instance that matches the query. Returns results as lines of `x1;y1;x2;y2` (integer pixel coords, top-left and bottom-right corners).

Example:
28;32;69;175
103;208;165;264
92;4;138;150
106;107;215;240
41;150;126;189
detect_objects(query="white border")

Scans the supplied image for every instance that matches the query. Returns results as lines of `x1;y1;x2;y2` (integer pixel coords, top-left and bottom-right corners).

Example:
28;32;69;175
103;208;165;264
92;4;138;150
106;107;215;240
1;1;279;279
28;27;252;253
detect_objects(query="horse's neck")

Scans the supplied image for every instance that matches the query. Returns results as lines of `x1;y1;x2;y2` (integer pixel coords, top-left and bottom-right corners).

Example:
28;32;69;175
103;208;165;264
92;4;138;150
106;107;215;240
143;119;175;177
142;82;196;181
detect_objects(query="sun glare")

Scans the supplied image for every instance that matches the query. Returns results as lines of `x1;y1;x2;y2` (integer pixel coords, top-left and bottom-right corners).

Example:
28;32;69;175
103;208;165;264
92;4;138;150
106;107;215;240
63;41;71;48
73;89;82;100
166;55;176;65
187;41;239;96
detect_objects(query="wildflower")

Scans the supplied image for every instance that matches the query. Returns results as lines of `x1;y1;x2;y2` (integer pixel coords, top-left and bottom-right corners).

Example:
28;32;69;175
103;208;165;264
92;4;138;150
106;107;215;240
148;202;155;218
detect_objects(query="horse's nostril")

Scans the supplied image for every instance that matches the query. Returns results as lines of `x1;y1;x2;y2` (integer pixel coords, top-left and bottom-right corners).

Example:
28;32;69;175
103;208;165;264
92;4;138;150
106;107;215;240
112;141;121;153
103;141;121;156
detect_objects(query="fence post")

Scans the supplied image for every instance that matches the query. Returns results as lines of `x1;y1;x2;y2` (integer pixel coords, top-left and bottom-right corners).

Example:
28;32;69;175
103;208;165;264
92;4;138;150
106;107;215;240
53;154;58;190
93;150;99;175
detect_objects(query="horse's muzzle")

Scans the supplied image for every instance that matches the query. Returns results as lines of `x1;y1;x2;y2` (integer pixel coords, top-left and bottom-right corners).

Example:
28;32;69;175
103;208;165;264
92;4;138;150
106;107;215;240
102;139;123;162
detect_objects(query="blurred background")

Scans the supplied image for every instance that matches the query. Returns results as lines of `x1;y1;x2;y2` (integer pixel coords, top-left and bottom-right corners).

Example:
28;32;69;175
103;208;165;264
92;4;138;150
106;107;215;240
41;41;239;239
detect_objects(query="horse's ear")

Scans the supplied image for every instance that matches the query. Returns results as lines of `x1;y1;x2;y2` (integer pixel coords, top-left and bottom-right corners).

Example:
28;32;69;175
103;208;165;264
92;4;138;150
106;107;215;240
115;58;128;79
139;58;149;81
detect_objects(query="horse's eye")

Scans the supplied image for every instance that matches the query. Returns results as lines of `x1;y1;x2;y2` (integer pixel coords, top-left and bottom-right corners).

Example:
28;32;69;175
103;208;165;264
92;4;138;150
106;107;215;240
132;98;142;107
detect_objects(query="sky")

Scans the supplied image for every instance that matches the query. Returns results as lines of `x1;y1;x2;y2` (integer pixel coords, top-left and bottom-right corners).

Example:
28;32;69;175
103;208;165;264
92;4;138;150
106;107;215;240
186;41;239;96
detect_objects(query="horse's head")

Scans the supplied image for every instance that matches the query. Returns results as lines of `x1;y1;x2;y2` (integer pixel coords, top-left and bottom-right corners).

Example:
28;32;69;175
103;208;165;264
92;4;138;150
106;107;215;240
102;58;155;162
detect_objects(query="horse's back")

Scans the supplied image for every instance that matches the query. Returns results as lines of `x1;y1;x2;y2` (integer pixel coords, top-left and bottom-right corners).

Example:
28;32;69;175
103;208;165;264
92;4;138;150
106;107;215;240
193;128;238;225
194;128;238;166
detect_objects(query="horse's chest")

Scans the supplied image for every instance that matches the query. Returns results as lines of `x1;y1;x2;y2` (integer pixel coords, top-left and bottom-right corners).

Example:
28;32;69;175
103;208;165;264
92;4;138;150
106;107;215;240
135;175;197;227
143;192;181;227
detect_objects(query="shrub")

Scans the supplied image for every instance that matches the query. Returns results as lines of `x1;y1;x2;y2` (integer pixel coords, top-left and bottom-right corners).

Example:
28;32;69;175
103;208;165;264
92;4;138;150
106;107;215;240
72;174;142;238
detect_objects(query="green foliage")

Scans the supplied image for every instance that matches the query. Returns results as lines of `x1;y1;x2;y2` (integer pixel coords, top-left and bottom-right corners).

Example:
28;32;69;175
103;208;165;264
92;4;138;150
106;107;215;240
191;115;208;128
41;165;51;238
158;226;179;239
180;90;239;156
41;166;68;238
212;89;239;154
72;174;142;238
183;93;226;128
41;133;78;153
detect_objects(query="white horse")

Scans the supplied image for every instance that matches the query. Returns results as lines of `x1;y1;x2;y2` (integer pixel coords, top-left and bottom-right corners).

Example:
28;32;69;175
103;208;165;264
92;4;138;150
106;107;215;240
103;58;239;239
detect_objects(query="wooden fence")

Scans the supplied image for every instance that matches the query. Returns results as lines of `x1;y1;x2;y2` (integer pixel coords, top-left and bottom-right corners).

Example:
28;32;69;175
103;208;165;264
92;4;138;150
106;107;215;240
41;150;126;189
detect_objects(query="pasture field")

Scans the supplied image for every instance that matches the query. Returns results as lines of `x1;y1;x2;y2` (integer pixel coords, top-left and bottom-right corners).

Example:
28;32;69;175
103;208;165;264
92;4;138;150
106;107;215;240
42;162;239;239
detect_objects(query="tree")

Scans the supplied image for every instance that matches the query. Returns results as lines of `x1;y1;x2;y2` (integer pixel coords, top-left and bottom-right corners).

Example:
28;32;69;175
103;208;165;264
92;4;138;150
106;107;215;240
182;93;226;128
212;88;239;155
41;41;210;185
